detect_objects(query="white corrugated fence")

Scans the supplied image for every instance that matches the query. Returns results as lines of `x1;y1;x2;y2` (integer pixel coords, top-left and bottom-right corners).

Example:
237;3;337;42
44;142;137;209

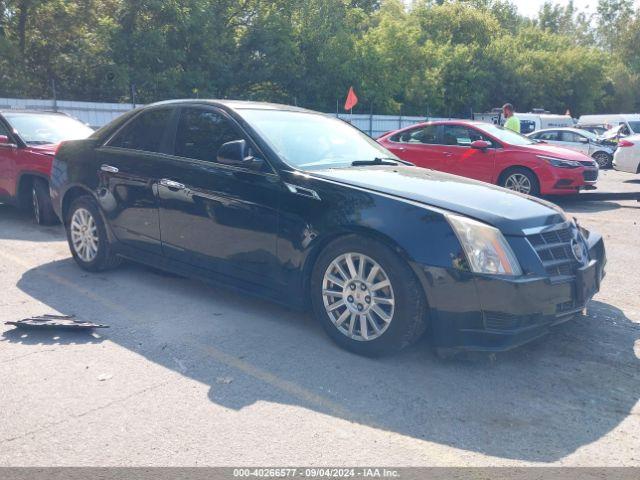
0;97;454;136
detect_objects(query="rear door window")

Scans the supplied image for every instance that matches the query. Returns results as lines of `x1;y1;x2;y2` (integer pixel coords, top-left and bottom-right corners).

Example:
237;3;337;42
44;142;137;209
392;125;439;144
108;108;174;153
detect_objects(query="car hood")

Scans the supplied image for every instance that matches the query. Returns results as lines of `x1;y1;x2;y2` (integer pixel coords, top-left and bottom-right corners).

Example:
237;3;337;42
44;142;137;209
520;143;592;161
310;166;566;235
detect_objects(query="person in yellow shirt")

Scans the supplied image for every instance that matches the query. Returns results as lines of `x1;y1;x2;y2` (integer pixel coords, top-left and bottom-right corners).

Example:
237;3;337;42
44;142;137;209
502;103;520;133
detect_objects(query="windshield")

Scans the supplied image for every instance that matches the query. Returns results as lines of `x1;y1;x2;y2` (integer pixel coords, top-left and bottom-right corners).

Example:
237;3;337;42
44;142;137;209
628;121;640;134
475;123;536;146
577;129;598;140
5;113;94;145
239;109;396;169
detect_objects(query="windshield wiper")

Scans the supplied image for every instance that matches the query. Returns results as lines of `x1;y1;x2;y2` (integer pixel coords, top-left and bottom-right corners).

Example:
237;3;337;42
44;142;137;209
351;157;413;167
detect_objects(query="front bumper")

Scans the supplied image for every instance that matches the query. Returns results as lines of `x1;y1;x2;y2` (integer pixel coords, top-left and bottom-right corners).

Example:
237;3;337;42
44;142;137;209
539;167;598;195
423;232;606;351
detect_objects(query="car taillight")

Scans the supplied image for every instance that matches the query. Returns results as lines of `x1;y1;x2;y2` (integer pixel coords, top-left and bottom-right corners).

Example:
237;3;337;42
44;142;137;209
618;139;634;147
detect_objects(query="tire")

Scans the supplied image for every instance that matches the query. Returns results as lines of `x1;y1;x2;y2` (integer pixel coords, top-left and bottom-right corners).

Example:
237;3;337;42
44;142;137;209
65;195;122;272
499;167;540;196
310;235;427;356
32;178;58;225
592;151;612;169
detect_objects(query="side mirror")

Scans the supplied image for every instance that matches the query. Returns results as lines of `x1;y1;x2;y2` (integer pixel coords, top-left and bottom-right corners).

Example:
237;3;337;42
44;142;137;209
470;140;490;150
0;135;12;145
217;139;263;170
578;137;589;144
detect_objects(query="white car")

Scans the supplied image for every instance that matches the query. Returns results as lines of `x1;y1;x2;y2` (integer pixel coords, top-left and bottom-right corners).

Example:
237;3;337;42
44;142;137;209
613;135;640;174
578;114;640;136
527;127;616;168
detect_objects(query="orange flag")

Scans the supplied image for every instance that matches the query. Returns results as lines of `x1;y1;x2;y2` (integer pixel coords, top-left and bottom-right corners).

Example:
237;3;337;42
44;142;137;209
344;86;358;111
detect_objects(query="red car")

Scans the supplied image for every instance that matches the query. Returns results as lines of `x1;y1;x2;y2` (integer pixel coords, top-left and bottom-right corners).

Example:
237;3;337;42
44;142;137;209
377;120;599;196
0;110;93;224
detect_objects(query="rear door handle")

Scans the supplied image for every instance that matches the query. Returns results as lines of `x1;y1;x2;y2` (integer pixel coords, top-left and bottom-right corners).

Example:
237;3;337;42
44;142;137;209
443;152;453;157
159;178;186;190
100;164;119;173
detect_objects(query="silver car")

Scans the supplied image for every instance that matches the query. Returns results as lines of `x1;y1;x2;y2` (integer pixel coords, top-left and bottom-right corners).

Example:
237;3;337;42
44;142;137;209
527;127;616;168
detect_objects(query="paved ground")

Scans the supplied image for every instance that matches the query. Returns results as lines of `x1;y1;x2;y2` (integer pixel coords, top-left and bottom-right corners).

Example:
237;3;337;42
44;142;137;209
0;170;639;466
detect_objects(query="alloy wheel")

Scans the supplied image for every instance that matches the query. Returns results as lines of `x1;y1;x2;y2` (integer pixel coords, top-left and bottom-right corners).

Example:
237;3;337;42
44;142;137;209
322;252;395;341
593;152;610;168
504;173;532;194
70;208;99;262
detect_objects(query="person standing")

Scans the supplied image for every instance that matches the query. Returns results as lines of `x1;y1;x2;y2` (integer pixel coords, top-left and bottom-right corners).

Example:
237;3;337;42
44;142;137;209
502;103;520;133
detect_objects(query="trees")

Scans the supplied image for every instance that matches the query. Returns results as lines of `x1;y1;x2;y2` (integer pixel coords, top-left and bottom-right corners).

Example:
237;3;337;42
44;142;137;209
0;0;637;116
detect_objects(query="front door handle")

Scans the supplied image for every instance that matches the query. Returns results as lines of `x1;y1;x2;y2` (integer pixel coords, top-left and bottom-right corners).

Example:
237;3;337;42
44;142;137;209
159;178;186;190
443;152;453;157
100;164;119;173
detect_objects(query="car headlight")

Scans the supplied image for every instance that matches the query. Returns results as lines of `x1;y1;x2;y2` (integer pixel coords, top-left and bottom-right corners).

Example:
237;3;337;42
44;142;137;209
537;155;581;168
446;214;523;276
574;219;590;240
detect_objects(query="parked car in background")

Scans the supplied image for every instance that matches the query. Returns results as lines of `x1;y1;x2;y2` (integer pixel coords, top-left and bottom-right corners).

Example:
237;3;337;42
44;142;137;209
575;124;608;136
578;114;640;136
600;124;632;145
474;109;573;134
527;127;616;168
51;100;606;355
613;135;640;174
377;120;599;196
0;110;93;224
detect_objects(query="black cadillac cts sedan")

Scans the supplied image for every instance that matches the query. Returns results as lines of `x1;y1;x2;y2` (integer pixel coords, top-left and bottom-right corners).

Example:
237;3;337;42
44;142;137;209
51;100;606;356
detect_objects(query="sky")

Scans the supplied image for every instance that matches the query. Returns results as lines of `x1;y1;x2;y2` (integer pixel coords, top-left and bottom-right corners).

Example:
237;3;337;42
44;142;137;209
515;0;598;18
514;0;640;18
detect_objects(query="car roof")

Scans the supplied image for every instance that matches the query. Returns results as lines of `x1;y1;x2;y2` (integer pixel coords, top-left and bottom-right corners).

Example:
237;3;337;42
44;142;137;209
534;127;588;134
146;99;316;114
0;109;69;115
405;120;490;128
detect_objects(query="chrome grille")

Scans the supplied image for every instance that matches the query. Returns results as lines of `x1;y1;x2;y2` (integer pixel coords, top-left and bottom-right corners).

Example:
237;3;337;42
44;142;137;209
527;226;578;277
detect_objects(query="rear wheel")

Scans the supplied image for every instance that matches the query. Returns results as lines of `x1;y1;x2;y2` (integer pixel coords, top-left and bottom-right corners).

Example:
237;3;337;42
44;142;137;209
311;235;427;356
592;151;612;169
500;167;540;196
31;178;58;225
65;195;122;271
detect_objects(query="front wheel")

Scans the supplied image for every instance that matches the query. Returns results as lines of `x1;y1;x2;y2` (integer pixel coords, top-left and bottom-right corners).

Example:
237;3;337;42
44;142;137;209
592;151;612;169
310;235;427;356
65;195;122;271
32;178;58;225
500;168;540;196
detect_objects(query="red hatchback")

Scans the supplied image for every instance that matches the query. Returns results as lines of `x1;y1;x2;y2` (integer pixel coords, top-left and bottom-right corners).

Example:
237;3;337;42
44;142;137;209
377;120;599;196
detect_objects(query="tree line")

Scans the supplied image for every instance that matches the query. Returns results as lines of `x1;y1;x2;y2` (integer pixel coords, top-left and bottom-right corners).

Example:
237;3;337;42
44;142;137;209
0;0;638;116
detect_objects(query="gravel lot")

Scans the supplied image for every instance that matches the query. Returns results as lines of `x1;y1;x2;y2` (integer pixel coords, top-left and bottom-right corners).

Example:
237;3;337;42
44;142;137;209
1;169;639;466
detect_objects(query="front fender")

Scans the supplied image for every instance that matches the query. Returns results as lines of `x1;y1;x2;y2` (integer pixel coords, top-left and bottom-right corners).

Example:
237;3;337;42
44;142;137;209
277;172;467;307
